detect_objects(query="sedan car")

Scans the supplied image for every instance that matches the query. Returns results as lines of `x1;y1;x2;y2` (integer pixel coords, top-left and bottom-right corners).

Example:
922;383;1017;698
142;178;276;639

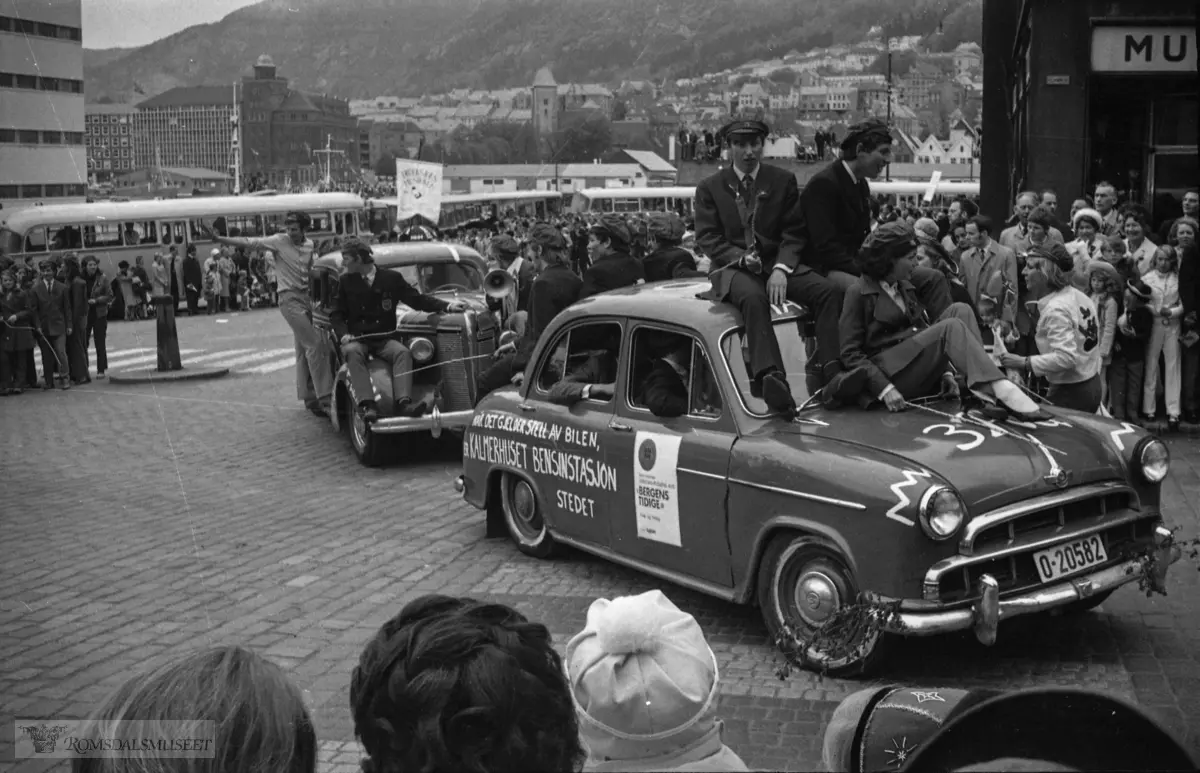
455;279;1181;675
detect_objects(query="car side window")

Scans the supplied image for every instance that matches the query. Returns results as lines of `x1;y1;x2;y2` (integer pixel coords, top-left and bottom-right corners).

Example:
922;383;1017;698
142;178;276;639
628;327;721;418
535;321;622;399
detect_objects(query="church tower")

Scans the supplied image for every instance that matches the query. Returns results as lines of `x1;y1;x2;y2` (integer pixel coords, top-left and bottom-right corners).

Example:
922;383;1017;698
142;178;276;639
531;66;559;140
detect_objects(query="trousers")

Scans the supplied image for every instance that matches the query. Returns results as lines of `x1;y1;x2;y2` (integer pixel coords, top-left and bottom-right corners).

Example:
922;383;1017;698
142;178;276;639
1;349;28;388
343;339;414;406
278;290;332;405
37;332;68;385
879;304;998;398
1047;374;1103;413
1107;356;1144;420
86;313;108;373
1143;319;1180;417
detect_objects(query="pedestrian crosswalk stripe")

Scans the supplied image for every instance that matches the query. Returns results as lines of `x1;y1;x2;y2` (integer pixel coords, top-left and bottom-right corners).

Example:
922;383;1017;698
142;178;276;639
105;347;156;357
104;350;202;370
201;348;294;369
183;349;256;364
241;358;298;375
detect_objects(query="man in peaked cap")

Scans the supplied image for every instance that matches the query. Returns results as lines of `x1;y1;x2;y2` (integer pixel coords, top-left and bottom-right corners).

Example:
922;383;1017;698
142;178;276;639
695;118;858;416
487;234;534;319
476;222;583;402
643;212;705;282
581;214;645;299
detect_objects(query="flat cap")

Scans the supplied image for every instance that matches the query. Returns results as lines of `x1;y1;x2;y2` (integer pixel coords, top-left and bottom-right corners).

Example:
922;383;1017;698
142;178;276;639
590;213;631;247
843;118;892;149
913;217;940;244
528;222;567;251
861;220;919;259
339;237;374;261
721;119;769;140
1028;241;1074;274
490;235;521;259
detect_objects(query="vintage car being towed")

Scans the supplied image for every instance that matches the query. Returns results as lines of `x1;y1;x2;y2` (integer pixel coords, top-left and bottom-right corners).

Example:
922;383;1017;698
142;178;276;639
309;242;498;465
455;279;1181;675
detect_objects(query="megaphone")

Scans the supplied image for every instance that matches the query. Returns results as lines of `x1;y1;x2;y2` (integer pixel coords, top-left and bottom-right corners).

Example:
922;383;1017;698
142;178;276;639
484;268;515;300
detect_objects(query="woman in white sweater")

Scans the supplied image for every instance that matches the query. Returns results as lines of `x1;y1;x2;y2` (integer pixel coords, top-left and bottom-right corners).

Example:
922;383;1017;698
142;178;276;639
1141;246;1184;430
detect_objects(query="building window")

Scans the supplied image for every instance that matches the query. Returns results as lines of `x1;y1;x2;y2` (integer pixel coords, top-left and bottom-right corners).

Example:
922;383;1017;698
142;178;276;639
0;15;81;41
0;184;19;199
42;131;61;144
16;129;39;143
19;184;42;198
0;71;83;93
43;184;65;197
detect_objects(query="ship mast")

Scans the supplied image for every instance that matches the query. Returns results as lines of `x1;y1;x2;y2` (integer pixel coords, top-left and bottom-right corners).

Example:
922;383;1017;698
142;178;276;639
312;133;344;187
231;80;242;194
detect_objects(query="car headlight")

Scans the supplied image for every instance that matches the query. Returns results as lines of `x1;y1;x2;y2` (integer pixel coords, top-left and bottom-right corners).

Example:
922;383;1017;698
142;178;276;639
409;336;435;363
1138;438;1170;483
918;486;966;541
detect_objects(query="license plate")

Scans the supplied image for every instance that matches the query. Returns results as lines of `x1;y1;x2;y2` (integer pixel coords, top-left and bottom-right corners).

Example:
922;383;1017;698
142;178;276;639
1033;535;1108;583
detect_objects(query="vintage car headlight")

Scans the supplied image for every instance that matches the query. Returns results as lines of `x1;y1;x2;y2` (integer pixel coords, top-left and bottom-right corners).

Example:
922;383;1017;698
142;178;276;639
1137;438;1170;483
919;486;966;541
409;336;435;363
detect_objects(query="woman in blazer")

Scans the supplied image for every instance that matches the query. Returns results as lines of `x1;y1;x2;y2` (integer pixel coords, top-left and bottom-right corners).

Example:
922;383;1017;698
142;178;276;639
0;270;36;393
839;222;1046;419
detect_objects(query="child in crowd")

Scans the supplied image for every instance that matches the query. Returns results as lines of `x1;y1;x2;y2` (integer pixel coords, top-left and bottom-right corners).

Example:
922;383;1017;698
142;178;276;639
1109;279;1154;421
72;646;316;773
565;589;748;772
236;272;251;312
203;265;221;315
1089;261;1121;409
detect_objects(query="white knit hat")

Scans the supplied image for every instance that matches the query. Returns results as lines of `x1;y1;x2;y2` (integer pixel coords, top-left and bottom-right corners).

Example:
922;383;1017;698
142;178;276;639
565;591;724;762
1073;207;1103;231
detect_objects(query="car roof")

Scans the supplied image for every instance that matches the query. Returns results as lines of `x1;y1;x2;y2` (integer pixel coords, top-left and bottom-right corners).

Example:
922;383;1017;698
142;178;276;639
557;279;807;334
312;241;487;272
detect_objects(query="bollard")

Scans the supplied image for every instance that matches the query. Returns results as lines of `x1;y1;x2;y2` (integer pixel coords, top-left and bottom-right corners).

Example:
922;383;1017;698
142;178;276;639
153;294;183;371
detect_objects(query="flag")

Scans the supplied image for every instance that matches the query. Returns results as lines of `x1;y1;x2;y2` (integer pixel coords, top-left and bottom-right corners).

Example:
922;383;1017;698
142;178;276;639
395;159;443;223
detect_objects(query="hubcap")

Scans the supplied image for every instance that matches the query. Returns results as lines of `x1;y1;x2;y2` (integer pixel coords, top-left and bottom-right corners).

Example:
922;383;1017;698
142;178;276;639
510;479;541;534
352;412;367;448
794;570;840;627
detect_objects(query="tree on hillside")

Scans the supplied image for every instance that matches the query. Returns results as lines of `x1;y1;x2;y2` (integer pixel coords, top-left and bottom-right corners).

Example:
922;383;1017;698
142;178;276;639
767;68;796;85
552;112;612;163
612;99;629;121
867;50;918;77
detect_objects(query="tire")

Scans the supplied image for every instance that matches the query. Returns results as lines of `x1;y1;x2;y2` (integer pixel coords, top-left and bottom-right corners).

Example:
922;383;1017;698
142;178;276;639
349;409;387;467
757;533;888;677
500;471;557;558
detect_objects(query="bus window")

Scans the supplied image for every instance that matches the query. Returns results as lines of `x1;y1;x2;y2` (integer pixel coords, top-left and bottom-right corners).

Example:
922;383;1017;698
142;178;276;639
48;225;82;251
118;221;156;245
1;227;22;256
262;213;285;235
614;199;639;213
224;214;262;237
83;222;123;249
160;220;188;246
306;212;333;233
341;211;356;236
24;227;47;253
648;197;666;211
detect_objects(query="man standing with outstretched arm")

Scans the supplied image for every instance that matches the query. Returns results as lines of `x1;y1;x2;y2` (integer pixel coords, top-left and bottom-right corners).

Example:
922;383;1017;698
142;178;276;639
205;211;332;416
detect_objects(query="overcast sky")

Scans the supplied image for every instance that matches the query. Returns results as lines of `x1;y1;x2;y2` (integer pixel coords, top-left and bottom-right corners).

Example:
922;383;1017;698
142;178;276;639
82;0;263;49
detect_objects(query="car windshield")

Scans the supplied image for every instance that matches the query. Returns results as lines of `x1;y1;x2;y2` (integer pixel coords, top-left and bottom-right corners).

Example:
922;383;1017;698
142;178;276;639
395;261;484;294
720;316;812;415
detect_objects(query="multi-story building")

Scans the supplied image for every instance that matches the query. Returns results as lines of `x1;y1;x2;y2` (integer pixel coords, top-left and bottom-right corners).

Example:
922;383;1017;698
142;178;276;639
85;103;138;183
358;116;424;172
133;56;358;189
133;85;236;176
0;0;87;210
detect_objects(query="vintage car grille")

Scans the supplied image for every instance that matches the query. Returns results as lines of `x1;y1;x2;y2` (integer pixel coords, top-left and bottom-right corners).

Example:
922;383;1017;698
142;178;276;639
971;490;1133;554
436;330;473;412
937;516;1157;602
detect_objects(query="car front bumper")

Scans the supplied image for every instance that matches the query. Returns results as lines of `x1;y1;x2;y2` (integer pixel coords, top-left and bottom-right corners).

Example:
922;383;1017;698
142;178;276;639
369;406;474;436
882;525;1181;645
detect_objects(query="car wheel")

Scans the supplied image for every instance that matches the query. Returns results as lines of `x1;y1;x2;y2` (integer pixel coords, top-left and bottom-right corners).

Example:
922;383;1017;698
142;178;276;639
757;534;888;677
500;471;556;558
349;409;386;467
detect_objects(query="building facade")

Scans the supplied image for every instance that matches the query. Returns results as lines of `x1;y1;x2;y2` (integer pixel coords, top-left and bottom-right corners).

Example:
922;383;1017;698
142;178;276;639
133;86;236;177
982;0;1196;229
0;0;87;211
85;103;138;183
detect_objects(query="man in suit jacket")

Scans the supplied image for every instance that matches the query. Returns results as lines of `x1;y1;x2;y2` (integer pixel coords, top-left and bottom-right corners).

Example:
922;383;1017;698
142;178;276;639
637;334;693;418
798;119;953;395
580;214;644;298
643;212;706;282
486;235;535;323
28;259;71;389
332;239;469;423
999;192;1064;254
695;119;855;415
959;215;1019;332
477;223;583;401
182;245;203;316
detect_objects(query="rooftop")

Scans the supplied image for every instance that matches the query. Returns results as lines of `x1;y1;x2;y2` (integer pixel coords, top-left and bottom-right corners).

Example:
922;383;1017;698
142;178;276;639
533;67;557;87
86;103;137;114
136;85;235;109
620;149;677;174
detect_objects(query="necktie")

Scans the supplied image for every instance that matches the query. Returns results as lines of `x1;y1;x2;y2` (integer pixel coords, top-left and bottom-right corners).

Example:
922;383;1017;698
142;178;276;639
739;174;753;205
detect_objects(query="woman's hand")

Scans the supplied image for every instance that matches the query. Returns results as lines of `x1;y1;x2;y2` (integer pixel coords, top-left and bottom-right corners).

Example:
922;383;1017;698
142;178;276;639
999;353;1026;370
882;387;906;412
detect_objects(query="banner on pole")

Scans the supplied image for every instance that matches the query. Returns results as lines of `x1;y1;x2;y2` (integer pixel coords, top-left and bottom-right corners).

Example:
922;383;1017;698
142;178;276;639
396;160;443;222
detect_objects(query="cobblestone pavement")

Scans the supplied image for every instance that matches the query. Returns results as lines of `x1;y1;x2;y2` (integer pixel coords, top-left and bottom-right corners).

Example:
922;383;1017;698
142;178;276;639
2;311;1199;772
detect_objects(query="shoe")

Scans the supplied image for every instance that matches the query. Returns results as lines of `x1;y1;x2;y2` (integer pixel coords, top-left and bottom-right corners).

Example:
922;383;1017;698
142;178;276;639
821;365;870;407
1168;416;1180;433
97;371;106;379
358;400;379;424
761;370;796;416
1013;408;1053;422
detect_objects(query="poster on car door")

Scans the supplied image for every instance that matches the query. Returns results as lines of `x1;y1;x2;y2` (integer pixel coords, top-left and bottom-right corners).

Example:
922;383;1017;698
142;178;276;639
634;431;682;547
395;159;443;223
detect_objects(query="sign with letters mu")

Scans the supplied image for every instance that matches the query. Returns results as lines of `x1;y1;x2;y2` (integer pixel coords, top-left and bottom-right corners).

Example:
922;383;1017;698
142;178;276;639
395;160;443;223
1091;26;1196;73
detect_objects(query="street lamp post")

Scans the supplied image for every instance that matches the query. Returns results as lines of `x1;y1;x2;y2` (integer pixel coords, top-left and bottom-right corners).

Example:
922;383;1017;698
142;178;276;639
885;29;893;182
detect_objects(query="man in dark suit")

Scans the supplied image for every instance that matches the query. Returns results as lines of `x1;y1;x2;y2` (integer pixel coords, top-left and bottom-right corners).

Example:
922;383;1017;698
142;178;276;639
476;223;583;400
638;334;692;418
28;259;71;390
695;119;862;415
643;212;705;282
182;245;203;316
331;239;469;424
798;119;952;395
580;215;645;298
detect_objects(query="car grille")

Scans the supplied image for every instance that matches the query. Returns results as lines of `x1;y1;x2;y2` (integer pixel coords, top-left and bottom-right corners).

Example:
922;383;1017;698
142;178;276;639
937;516;1158;602
971;491;1133;553
436;330;473;412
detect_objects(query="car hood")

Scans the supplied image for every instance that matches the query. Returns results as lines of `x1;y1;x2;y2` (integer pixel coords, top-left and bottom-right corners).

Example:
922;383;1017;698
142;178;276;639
395;292;489;321
775;401;1132;512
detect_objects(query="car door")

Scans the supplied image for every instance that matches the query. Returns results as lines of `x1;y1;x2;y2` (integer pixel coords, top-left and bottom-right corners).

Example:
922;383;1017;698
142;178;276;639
518;318;624;551
605;323;736;590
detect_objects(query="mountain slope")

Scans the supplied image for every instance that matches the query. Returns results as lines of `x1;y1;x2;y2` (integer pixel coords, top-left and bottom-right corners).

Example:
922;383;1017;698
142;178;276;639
85;0;981;102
